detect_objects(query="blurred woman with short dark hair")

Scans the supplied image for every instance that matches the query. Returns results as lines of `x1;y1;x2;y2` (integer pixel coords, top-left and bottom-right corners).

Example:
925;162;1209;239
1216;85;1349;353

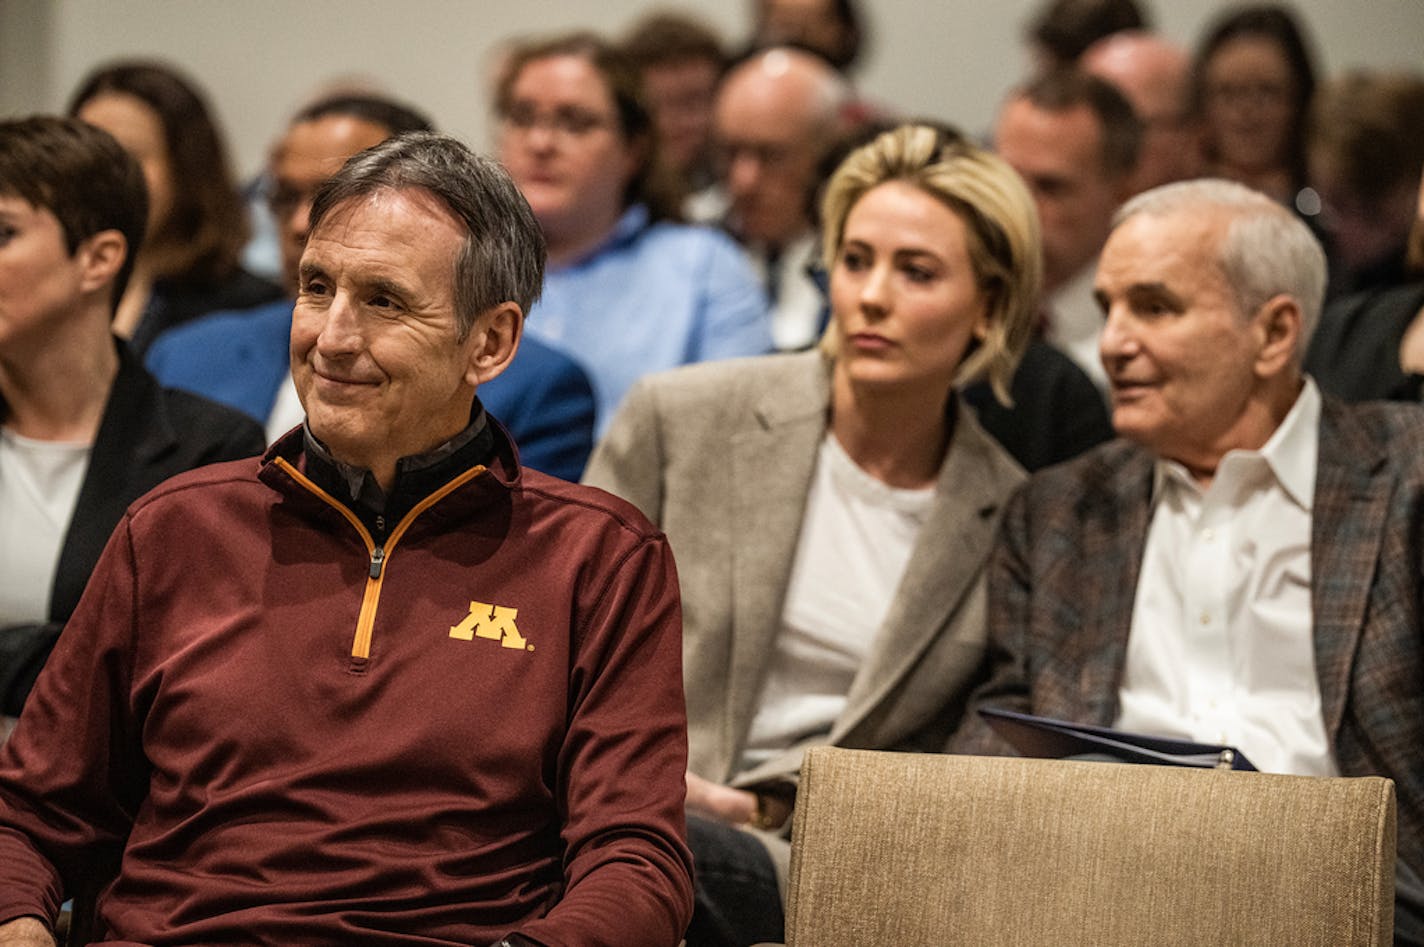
0;116;263;727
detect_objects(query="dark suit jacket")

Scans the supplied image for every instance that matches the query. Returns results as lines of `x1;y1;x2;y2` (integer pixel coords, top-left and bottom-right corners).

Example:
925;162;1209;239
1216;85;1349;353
1306;281;1424;402
0;342;265;713
950;394;1424;893
962;339;1113;472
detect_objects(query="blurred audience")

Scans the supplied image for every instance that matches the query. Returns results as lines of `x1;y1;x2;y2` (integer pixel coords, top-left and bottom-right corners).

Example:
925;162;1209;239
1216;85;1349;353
1307;70;1424;300
496;31;770;434
623;11;728;206
1190;4;1319;213
0;116;263;728
1304;72;1424;402
1082;30;1203;194
712;46;853;351
746;0;864;75
68;61;281;356
993;70;1141;395
147;93;598;480
587;124;1040;947
12;2;1424;937
1025;0;1148;75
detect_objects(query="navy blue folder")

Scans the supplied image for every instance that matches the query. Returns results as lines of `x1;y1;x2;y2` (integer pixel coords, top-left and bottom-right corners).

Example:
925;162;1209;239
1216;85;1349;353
979;707;1258;771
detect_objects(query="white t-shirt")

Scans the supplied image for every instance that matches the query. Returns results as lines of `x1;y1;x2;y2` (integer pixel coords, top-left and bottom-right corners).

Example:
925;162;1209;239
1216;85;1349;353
739;433;937;772
0;428;91;625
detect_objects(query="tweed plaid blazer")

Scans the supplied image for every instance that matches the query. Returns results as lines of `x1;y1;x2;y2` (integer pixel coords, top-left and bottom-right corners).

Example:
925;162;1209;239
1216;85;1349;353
585;351;1025;791
951;393;1424;882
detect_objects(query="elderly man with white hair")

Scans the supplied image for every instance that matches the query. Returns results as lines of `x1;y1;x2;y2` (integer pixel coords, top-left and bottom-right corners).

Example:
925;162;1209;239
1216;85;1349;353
952;178;1424;945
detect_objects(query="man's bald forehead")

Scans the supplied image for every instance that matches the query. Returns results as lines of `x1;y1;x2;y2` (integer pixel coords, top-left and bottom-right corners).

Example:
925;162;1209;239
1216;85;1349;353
277;113;392;162
1083;31;1189;78
1081;30;1190;112
720;47;849;124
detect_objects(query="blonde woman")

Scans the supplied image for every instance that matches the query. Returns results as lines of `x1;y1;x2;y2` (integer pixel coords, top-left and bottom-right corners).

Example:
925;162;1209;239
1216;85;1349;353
585;123;1041;946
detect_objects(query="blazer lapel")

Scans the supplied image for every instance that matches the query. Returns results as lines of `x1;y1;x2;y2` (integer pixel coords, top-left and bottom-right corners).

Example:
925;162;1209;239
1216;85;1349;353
52;341;178;620
1075;446;1154;725
723;358;830;772
832;404;1008;740
1310;397;1389;740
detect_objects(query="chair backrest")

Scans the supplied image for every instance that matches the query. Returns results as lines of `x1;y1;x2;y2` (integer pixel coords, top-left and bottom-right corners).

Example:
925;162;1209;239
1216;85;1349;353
784;747;1396;946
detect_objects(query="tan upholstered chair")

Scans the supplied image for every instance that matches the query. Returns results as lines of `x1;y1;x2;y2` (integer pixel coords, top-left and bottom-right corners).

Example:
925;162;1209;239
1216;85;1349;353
777;747;1395;946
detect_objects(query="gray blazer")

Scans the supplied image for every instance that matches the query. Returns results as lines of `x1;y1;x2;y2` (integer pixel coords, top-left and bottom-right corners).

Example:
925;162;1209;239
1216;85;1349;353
584;351;1025;789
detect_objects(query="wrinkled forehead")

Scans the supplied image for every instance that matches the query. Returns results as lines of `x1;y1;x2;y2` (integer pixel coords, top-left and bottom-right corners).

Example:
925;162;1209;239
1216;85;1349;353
1112;203;1230;255
1098;205;1235;294
315;183;454;228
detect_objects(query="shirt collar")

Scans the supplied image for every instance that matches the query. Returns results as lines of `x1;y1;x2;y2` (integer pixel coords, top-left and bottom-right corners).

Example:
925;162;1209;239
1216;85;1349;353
555;203;650;270
1151;377;1320;511
302;404;490;513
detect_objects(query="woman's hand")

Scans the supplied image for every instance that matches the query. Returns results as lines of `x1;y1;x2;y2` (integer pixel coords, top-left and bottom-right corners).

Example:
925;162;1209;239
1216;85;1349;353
685;771;758;825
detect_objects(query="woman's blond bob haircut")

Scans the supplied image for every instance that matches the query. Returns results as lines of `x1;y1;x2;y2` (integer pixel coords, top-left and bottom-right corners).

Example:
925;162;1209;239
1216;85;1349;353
819;124;1041;405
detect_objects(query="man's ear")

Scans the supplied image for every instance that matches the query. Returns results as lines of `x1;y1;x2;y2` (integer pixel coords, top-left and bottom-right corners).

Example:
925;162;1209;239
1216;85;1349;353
465;302;524;387
76;230;127;297
1252;293;1302;378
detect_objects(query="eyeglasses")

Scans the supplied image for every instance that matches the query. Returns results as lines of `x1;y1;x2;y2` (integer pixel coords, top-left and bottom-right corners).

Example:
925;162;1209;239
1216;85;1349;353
500;102;618;139
1205;81;1291;109
715;139;798;173
266;180;317;219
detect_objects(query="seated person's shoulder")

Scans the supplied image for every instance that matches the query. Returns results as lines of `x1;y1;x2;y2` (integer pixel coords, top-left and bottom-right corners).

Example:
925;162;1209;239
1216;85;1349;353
157;382;266;451
644;218;747;261
626;350;822;416
1014;436;1146;509
488;334;591;398
1337;398;1424;461
146;298;293;373
117;446;268;540
519;466;667;547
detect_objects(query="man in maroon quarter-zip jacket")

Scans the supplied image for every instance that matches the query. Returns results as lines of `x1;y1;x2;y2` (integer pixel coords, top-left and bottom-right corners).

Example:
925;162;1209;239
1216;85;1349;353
0;133;694;947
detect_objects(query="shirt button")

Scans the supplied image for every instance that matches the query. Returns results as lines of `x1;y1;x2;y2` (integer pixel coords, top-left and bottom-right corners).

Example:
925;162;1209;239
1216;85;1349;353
1202;527;1216;542
1199;612;1211;625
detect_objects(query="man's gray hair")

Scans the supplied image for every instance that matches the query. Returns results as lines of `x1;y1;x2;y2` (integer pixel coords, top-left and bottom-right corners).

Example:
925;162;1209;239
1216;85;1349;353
1113;178;1326;346
308;132;546;339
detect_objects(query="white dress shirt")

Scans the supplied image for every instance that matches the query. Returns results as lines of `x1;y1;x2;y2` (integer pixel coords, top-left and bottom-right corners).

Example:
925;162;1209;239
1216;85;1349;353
266;371;305;444
747;232;825;353
1115;378;1337;776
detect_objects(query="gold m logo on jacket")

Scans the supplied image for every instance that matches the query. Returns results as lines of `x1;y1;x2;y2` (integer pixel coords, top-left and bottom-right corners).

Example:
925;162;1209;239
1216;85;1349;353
449;601;530;651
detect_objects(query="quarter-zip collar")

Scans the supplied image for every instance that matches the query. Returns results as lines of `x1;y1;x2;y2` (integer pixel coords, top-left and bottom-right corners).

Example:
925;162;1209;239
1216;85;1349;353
297;402;496;538
256;403;521;664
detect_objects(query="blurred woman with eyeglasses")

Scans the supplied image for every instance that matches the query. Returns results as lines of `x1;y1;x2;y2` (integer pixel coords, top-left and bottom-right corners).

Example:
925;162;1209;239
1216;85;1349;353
494;32;771;435
1190;5;1319;214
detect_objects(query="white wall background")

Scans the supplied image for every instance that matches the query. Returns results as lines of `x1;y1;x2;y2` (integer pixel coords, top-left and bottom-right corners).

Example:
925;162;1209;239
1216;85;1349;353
2;0;1421;179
